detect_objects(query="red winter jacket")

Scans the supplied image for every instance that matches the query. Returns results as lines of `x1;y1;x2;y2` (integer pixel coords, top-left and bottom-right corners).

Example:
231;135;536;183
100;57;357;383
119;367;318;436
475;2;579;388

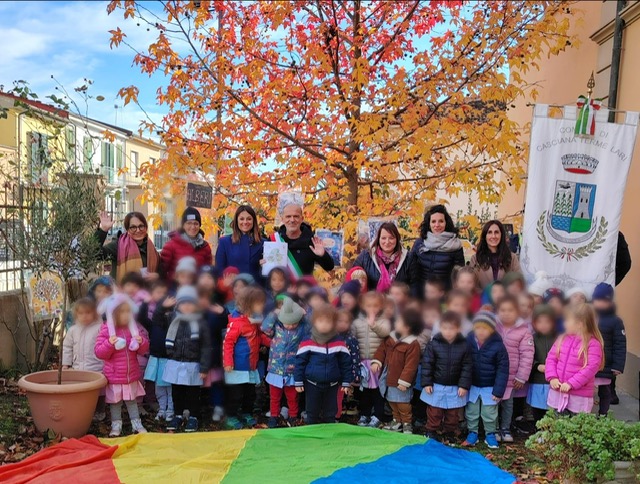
223;312;270;371
160;231;213;281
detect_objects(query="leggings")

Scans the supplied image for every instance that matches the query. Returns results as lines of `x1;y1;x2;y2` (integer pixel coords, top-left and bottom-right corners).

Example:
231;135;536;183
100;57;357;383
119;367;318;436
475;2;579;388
210;381;224;408
227;383;256;418
156;385;174;414
359;387;386;420
598;384;612;416
110;400;139;422
269;385;299;418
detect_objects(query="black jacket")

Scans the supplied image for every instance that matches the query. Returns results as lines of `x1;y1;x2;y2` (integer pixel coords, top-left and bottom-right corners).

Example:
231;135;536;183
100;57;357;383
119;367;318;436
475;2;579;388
615;232;631;286
353;248;410;290
203;308;228;369
277;223;334;275
149;299;174;358
409;238;465;297
421;333;473;389
466;331;510;398
596;307;627;379
529;333;555;385
165;314;213;374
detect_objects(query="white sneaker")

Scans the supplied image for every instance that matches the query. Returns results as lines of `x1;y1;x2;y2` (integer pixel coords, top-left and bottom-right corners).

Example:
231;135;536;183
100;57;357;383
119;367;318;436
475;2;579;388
109;420;123;437
155;410;166;421
131;418;147;434
280;406;289;419
382;419;402;432
367;416;382;428
357;416;370;426
165;411;175;422
93;411;106;422
402;423;413;434
212;406;224;422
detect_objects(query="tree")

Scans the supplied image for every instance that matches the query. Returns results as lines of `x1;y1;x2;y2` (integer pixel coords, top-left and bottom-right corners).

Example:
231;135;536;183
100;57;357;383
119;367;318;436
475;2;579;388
107;0;575;256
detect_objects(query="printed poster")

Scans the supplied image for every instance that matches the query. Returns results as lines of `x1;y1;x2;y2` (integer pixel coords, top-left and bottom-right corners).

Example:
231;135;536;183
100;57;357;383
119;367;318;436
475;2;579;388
261;241;289;276
316;229;344;267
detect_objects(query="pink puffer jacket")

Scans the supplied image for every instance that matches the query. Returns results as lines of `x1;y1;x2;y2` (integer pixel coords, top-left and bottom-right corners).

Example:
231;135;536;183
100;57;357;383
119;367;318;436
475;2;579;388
545;334;603;398
497;318;534;399
95;323;149;384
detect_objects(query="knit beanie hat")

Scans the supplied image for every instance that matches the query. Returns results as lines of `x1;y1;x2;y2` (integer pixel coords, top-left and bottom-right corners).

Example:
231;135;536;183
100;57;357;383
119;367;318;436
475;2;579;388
100;293;140;352
528;271;551;297
182;206;202;226
532;304;556;322
222;266;240;278
543;288;565;304
175;256;197;275
565;286;590;302
199;264;219;279
339;280;361;299
234;273;256;286
502;271;525;288
176;285;198;306
306;286;329;302
346;266;368;292
472;310;497;330
592;282;614;302
278;296;306;326
89;275;115;299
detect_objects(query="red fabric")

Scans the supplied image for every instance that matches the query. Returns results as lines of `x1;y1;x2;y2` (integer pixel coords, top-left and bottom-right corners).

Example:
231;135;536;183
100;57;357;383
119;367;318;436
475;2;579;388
0;435;119;484
269;384;300;418
95;322;149;384
160;231;213;281
223;314;264;370
336;386;345;418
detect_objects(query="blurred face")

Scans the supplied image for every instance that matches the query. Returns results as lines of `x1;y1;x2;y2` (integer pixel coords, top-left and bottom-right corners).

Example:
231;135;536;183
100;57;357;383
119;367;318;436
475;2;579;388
518;295;533;319
425;282;445;302
150;285;168;302
447;296;469;319
532;294;543;306
430;212;446;234
114;304;132;328
422;308;440;329
497;301;518;326
490;284;506;304
178;301;198;315
352;273;367;292
378;228;397;254
314;316;334;334
75;306;97;326
237;210;254;234
563;315;580;335
297;283;311;300
270;272;286;293
362;297;382;317
592;299;612;311
197;273;216;292
340;292;357;312
176;271;196;287
183;220;201;237
485;224;502;251
548;297;564;317
394;316;409;337
198;294;211;310
383;301;396;320
336;314;351;333
308;294;325;311
232;280;248;298
282;205;303;235
506;280;524;297
474;323;493;343
122;282;140;298
440;322;459;342
127;216;147;242
389;286;408;308
569;293;587;306
533;315;555;336
455;273;476;294
93;285;112;303
251;300;266;317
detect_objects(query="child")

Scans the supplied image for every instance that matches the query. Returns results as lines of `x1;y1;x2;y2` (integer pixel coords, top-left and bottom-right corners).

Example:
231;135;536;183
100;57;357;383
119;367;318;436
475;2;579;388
452;266;481;314
432;290;473;337
566;286;589;307
545;304;604;415
528;271;551;305
197;265;218;292
481;281;506;308
223;286;269;429
389;282;411;315
62;298;105;421
262;296;309;428
294;303;352;424
173;256;198;290
527;305;556;424
417;300;441;352
121;271;150;307
518;293;534;327
383;296;397;322
95;294;149;437
144;285;175;422
225;273;256;313
421;311;472;441
592;283;626;417
424;279;446;304
295;276;318;302
346;266;368;294
543;288;565;333
220;266;240;303
163;286;212;432
89;275;115;305
462;311;509;449
337;280;361;319
265;267;290;313
371;307;422;434
495;295;534;443
502;272;525;297
306;286;329;318
352;291;391;428
336;309;361;419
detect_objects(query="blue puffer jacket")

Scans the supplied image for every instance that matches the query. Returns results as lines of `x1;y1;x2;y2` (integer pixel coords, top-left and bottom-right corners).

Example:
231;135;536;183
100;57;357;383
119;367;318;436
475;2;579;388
596;307;626;379
466;331;510;398
215;234;264;283
261;313;310;377
409;238;465;296
294;336;353;387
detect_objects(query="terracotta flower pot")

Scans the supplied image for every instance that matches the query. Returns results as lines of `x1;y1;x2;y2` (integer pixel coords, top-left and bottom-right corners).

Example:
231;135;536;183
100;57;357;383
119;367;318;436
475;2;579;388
19;370;107;438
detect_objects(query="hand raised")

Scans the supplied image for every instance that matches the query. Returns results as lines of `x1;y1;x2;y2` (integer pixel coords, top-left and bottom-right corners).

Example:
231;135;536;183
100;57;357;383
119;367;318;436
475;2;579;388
99;210;114;232
309;236;325;257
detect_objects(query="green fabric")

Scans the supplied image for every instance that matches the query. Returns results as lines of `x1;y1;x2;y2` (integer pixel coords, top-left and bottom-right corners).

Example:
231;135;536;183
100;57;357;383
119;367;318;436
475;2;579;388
465;400;498;434
222;424;425;483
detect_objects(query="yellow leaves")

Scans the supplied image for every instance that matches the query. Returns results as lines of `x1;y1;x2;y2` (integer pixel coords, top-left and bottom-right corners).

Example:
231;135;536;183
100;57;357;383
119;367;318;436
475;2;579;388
108;27;126;48
118;86;139;106
102;130;116;143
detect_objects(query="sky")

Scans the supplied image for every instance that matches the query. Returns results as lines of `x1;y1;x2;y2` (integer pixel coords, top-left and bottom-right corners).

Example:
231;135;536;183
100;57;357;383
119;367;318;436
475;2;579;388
0;1;165;132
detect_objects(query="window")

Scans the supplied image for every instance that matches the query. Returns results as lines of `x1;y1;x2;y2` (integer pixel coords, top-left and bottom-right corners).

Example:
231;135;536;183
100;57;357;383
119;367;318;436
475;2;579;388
83;137;94;171
28;132;49;183
130;150;139;177
66;126;76;163
101;141;115;183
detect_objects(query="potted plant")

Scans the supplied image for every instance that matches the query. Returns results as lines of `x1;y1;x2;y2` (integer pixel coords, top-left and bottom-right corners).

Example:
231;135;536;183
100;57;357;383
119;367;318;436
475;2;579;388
526;412;640;483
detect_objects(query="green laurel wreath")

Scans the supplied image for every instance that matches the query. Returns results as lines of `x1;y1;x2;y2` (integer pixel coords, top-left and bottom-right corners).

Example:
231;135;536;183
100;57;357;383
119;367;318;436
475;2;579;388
536;212;608;261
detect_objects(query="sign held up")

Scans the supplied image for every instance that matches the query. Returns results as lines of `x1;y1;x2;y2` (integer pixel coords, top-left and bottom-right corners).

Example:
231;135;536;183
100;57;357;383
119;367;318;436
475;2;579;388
186;182;213;209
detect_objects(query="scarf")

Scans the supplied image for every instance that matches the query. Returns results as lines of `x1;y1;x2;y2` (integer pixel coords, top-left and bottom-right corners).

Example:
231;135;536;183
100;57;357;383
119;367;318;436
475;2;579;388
311;326;337;345
116;233;160;285
375;247;400;293
165;313;201;349
419;231;462;253
181;232;206;249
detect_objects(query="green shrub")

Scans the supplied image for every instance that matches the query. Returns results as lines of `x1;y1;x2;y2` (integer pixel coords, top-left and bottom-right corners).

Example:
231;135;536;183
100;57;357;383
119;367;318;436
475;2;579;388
525;412;640;482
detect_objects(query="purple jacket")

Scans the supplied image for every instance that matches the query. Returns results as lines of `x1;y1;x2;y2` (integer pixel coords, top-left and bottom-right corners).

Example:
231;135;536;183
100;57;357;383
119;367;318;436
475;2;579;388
545;334;603;398
497;318;534;399
95;323;149;384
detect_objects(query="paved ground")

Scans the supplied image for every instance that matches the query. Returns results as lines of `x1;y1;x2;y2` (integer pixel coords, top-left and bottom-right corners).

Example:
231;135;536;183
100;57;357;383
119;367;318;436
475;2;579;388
609;390;639;423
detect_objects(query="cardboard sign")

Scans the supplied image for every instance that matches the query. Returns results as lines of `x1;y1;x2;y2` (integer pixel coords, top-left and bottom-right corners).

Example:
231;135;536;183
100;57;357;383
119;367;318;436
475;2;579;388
186;182;213;209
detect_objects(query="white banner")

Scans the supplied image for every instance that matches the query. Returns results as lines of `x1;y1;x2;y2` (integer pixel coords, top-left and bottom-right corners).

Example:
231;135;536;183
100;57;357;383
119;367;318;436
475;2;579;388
521;104;639;293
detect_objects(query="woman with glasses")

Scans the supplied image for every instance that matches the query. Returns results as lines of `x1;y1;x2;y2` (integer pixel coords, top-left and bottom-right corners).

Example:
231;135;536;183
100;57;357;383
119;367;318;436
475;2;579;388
160;206;213;282
96;210;161;284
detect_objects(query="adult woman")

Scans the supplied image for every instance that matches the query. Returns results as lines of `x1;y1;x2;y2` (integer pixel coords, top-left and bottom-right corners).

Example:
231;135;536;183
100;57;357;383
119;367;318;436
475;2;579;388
215;205;264;282
96;211;161;284
161;206;213;281
469;220;521;289
353;222;410;292
409;204;465;297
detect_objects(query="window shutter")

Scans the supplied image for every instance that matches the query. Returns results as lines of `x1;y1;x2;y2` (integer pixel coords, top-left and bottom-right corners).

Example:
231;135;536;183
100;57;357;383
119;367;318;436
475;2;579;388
83;137;93;170
66;126;75;162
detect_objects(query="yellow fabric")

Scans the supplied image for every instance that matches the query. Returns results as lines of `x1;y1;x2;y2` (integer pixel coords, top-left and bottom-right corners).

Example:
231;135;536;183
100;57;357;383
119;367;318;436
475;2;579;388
101;430;257;483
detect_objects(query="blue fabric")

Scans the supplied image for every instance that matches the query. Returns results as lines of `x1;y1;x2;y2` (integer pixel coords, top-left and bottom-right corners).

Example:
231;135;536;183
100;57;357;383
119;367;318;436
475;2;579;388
225;368;260;384
144;356;171;387
527;383;549;410
162;360;202;386
420;383;467;409
215;234;264;283
233;336;252;371
468;385;499;406
315;439;514;483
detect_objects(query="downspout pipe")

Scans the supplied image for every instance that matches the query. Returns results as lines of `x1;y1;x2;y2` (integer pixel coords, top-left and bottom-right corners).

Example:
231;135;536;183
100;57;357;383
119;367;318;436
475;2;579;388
608;0;626;123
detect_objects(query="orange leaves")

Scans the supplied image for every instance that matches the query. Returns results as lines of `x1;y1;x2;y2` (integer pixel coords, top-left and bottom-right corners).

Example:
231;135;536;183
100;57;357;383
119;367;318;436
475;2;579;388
108;27;126;49
118;86;139;106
